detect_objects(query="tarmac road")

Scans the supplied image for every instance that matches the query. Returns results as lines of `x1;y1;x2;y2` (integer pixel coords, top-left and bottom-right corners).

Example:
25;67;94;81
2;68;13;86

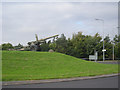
3;76;118;88
97;61;119;64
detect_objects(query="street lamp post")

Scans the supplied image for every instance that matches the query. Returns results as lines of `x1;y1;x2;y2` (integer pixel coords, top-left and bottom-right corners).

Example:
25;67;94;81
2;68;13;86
95;18;105;62
111;28;117;61
117;27;120;36
113;43;114;60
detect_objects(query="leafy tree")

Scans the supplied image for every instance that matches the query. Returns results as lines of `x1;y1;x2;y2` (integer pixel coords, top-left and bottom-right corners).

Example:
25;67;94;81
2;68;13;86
117;42;120;59
66;38;74;55
2;43;13;50
49;42;56;51
70;32;86;58
103;35;112;59
40;42;50;51
113;35;120;59
14;43;23;50
0;45;2;50
113;35;120;44
55;34;68;53
84;33;102;58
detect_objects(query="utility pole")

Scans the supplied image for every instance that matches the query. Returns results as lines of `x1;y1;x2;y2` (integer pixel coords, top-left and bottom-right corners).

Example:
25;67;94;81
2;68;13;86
113;43;114;60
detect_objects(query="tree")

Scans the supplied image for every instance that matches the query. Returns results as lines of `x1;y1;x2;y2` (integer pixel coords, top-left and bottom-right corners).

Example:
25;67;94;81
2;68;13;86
49;42;56;51
70;32;86;58
103;35;112;59
113;35;120;59
55;34;68;53
113;35;120;44
2;43;13;50
66;38;74;56
83;33;102;59
14;43;23;50
40;42;50;51
0;45;2;50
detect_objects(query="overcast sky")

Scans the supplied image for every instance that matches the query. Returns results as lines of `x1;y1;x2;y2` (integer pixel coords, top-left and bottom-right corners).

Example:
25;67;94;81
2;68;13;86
2;2;118;46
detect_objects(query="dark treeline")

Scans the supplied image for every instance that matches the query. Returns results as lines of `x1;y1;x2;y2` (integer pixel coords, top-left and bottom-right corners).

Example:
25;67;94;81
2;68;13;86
48;32;120;60
1;32;120;60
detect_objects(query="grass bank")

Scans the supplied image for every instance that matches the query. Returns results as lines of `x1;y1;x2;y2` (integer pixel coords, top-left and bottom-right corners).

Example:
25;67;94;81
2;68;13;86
2;51;118;81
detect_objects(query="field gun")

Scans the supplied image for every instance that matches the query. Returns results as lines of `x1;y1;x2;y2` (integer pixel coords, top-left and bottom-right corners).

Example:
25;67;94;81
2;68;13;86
28;34;59;51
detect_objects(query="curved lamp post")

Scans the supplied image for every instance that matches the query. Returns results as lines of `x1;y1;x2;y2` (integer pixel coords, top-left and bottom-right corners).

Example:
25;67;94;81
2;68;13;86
95;18;105;62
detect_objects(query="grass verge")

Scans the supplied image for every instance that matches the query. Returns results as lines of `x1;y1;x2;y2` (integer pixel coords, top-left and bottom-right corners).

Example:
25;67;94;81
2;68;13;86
2;51;118;81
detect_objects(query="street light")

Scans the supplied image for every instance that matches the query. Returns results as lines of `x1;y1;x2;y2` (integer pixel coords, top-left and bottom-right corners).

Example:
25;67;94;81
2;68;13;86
117;27;120;36
95;18;105;62
111;27;118;61
113;42;114;60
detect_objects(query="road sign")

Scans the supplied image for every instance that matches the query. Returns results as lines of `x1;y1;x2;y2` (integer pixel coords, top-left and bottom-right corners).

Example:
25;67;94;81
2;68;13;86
89;51;98;62
102;49;106;52
89;55;96;60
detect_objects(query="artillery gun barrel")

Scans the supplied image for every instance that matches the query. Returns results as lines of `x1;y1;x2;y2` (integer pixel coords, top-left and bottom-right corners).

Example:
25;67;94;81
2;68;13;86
37;34;59;41
28;34;59;44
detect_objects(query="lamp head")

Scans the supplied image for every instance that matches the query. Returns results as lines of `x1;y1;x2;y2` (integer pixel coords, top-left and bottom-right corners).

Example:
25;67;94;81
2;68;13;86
95;18;99;20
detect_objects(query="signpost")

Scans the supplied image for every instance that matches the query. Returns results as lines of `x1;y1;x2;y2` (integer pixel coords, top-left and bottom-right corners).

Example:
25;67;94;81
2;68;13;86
102;49;106;62
89;51;98;62
102;49;106;52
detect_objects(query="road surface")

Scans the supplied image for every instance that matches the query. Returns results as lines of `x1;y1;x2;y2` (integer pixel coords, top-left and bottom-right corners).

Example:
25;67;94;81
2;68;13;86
97;61;119;64
3;76;118;88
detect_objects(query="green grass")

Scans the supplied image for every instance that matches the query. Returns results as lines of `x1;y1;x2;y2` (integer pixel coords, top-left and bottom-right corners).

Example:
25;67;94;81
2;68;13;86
2;51;118;81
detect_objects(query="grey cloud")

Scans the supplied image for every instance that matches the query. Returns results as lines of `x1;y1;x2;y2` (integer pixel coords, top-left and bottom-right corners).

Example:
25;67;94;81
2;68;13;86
2;2;118;45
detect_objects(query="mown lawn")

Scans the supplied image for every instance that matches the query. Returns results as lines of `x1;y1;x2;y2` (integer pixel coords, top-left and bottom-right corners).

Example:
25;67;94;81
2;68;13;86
2;51;118;81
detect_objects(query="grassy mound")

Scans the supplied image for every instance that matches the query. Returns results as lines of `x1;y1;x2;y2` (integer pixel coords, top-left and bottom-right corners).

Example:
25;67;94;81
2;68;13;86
2;51;118;81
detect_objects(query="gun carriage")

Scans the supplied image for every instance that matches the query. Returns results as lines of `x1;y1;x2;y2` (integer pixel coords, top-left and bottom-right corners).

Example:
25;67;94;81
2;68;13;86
27;34;59;51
